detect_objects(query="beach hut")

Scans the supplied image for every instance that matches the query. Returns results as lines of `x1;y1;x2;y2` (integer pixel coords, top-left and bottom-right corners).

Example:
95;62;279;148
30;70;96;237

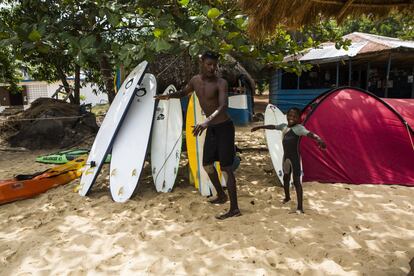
300;86;414;186
270;32;414;112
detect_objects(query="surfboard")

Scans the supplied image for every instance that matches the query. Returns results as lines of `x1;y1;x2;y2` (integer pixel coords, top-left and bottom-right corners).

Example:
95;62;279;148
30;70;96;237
110;73;156;202
78;61;148;196
151;85;183;193
186;94;227;196
264;104;287;185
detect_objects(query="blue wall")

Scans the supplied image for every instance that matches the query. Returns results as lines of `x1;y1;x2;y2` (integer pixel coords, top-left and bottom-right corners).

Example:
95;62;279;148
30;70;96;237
270;89;328;112
269;70;329;112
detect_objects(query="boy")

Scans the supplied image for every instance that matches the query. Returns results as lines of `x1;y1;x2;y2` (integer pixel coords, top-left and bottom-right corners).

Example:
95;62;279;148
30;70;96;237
251;107;326;213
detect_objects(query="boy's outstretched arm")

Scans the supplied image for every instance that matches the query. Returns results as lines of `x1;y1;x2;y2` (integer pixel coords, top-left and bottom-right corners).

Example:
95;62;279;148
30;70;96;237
307;132;327;150
251;125;277;132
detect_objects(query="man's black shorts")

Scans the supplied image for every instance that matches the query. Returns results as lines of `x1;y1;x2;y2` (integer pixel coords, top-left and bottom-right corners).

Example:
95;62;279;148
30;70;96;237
203;119;235;167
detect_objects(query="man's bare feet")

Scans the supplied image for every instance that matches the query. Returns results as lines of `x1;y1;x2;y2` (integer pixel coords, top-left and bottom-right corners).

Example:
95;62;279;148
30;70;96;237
215;209;242;220
209;195;228;205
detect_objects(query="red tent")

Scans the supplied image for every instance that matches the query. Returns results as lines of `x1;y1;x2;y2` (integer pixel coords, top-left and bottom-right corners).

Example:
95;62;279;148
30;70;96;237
300;87;414;186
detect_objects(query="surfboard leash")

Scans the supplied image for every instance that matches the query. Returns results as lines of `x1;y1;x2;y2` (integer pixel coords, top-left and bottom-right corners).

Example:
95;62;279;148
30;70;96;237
153;133;183;185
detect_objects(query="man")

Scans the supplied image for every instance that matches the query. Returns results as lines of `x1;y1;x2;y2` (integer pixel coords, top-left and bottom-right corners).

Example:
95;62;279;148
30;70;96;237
155;51;241;220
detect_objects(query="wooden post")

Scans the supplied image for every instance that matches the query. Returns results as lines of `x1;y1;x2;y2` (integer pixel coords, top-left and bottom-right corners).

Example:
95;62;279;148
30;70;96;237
366;62;370;90
297;74;300;90
278;70;282;90
337;0;354;21
385;54;392;98
348;59;352;86
336;61;339;87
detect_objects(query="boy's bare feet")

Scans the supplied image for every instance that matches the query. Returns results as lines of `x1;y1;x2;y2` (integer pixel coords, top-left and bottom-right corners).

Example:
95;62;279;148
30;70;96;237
282;198;291;204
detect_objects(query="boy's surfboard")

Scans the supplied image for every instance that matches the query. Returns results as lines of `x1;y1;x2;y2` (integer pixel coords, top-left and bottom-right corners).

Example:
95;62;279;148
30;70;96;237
110;73;156;202
264;104;287;185
151;85;183;193
264;104;303;185
186;93;225;196
78;61;148;196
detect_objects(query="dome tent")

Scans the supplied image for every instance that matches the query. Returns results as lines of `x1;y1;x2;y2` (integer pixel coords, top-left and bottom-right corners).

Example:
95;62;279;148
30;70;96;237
300;87;414;186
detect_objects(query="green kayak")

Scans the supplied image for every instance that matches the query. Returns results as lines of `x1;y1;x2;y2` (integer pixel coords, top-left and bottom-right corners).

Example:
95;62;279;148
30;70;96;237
36;149;111;164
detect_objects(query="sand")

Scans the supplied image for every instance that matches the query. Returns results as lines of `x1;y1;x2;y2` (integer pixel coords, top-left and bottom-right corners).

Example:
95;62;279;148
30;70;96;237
1;126;413;275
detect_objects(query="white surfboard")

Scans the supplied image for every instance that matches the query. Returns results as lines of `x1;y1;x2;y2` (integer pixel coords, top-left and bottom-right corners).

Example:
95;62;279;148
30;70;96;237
110;73;156;202
151;85;183;193
79;61;148;196
264;104;287;185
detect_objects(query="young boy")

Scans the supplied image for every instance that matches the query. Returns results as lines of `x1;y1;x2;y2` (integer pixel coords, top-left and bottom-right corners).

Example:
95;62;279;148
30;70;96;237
251;107;326;213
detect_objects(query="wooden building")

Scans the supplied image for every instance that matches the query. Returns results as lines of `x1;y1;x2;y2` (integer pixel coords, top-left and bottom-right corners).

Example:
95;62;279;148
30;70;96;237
270;32;414;111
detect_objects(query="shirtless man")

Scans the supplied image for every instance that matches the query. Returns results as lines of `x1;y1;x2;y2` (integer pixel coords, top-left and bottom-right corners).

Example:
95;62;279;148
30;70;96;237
155;51;241;219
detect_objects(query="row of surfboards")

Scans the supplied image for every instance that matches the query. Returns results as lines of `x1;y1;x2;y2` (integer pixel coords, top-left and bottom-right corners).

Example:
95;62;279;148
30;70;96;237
0;61;289;205
77;61;228;202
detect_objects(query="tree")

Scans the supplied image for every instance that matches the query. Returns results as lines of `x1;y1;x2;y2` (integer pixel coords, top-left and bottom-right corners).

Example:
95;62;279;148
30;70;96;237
340;12;414;40
0;0;351;103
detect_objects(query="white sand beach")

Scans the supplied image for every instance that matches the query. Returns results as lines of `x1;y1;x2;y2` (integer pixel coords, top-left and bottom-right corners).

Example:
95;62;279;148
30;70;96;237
1;126;413;275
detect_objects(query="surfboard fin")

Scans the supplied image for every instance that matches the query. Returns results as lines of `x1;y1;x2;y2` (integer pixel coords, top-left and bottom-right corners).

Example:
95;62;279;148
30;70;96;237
118;186;124;196
74;184;81;193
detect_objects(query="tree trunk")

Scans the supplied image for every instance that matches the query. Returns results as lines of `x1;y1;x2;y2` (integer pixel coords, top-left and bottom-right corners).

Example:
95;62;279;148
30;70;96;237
184;48;193;83
99;54;115;104
56;66;75;104
74;64;81;105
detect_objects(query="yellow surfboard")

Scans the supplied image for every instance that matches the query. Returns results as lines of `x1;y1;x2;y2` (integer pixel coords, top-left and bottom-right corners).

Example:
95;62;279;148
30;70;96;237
186;93;225;196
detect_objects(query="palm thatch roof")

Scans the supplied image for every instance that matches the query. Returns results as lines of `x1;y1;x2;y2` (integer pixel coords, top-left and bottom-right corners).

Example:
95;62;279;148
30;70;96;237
239;0;414;38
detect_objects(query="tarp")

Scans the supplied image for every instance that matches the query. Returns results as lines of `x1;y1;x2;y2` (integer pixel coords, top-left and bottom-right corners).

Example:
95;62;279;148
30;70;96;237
300;87;414;186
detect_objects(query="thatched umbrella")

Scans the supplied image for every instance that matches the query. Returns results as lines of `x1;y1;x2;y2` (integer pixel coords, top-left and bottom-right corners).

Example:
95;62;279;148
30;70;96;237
239;0;414;38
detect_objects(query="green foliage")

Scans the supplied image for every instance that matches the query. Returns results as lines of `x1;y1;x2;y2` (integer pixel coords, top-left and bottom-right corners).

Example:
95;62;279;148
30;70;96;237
4;0;411;97
0;48;21;94
340;12;414;40
207;8;221;19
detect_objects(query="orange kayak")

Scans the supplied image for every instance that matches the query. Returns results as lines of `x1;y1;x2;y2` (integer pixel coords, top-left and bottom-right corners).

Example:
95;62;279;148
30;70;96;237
0;155;86;205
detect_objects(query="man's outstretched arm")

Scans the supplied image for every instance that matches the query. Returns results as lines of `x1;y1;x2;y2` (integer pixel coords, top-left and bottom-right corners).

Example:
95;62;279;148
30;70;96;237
154;78;194;100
